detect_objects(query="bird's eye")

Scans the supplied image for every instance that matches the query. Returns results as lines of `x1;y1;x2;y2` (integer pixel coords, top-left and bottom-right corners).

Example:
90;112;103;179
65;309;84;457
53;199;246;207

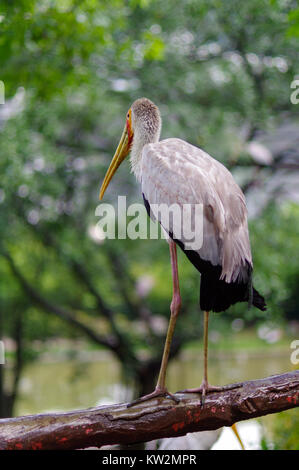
127;113;130;119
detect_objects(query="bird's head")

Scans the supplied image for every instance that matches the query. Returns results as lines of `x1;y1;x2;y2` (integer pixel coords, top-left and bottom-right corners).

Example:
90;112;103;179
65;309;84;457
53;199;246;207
99;97;161;200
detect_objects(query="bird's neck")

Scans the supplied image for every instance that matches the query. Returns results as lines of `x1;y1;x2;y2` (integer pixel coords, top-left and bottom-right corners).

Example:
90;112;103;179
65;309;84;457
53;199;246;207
130;130;160;182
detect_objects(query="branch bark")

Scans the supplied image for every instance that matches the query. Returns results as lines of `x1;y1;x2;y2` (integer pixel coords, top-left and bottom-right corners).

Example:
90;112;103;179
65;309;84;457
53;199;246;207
0;371;298;450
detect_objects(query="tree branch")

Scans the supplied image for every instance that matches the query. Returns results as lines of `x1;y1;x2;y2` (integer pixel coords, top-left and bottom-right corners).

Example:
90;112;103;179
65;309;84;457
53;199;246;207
12;202;140;368
0;371;298;450
1;250;116;351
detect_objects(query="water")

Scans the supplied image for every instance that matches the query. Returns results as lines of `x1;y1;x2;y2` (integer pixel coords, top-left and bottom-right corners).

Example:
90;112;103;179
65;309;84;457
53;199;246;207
11;347;291;450
15;348;290;416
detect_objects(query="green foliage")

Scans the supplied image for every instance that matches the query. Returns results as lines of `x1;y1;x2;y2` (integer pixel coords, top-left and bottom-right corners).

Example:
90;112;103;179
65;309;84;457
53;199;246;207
250;203;299;319
0;0;127;97
0;0;298;414
288;7;299;37
263;408;299;450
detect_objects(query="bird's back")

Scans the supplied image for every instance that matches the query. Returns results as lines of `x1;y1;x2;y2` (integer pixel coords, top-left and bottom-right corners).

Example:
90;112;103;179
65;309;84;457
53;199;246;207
141;138;266;312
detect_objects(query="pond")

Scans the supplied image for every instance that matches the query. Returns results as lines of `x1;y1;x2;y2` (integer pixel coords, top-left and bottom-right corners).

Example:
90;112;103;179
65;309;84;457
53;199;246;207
13;346;292;449
15;347;291;415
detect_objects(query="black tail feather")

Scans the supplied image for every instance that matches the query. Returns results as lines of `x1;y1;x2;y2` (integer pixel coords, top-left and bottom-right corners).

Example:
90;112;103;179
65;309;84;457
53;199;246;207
200;275;267;313
200;274;267;313
165;231;267;313
252;287;267;311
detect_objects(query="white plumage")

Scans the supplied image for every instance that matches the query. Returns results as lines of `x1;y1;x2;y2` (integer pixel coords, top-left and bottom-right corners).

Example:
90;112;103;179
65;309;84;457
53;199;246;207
99;97;266;408
141;138;252;284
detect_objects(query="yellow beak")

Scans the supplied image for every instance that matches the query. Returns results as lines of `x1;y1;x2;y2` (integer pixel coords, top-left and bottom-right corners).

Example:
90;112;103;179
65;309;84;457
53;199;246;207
99;125;131;200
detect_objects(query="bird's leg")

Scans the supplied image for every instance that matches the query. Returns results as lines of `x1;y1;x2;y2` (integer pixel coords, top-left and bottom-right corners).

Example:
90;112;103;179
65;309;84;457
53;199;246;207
231;423;245;450
154;241;181;396
127;241;181;408
178;311;241;405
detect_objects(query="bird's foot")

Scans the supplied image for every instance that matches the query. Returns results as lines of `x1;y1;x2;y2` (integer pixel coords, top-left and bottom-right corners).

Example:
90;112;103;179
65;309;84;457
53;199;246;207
177;381;242;406
127;387;180;408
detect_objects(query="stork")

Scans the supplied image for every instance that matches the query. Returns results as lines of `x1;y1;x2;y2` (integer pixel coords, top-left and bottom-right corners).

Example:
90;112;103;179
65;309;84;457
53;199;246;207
99;97;266;406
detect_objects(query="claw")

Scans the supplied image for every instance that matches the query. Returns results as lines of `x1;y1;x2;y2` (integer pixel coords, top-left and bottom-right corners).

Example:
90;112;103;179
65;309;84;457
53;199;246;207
177;382;242;406
127;388;180;408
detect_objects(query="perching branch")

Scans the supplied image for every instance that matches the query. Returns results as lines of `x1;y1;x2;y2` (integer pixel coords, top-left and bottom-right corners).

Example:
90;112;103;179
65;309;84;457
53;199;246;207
0;371;298;450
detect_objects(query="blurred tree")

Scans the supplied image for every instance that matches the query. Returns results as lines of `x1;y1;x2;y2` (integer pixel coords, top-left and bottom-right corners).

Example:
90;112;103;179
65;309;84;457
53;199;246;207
0;0;298;417
261;408;299;450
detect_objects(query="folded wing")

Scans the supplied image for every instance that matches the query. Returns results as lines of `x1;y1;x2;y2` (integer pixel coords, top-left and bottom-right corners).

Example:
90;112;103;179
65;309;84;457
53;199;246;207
141;138;252;284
